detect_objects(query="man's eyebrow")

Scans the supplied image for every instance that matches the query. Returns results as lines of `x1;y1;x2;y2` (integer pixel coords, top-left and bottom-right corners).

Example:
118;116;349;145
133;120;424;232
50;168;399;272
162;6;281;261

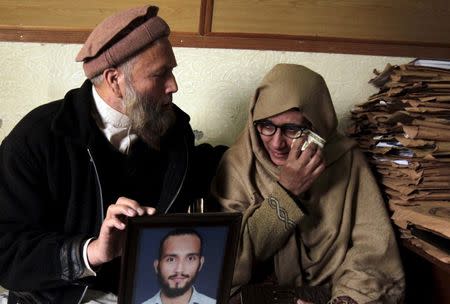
150;64;176;75
162;252;200;258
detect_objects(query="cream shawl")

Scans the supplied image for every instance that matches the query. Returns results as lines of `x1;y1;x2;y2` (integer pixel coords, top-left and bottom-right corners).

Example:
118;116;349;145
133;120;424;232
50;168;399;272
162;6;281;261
211;64;405;303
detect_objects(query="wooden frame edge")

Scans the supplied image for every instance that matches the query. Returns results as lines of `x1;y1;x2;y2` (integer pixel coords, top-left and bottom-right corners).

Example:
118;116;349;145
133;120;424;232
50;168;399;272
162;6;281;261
202;0;214;35
1;27;449;59
172;33;450;59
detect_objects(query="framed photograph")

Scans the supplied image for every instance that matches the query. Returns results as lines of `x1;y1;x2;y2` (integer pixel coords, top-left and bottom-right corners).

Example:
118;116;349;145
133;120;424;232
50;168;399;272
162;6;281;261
118;212;242;304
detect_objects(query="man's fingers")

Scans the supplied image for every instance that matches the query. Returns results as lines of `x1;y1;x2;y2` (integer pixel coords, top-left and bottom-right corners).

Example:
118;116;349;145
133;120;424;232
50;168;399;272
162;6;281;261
105;198;156;220
92;198;149;268
115;197;145;215
104;217;126;230
144;207;156;215
106;203;139;218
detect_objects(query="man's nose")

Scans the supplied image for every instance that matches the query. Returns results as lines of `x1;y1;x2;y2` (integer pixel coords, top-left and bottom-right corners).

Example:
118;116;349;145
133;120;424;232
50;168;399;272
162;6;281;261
175;260;184;273
166;73;178;94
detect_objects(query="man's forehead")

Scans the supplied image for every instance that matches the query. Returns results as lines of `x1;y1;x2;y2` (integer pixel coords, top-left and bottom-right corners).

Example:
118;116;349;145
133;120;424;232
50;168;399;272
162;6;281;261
135;39;177;70
162;234;201;253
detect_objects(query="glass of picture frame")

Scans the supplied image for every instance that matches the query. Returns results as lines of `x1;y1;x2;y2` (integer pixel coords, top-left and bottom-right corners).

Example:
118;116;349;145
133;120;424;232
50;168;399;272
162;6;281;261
118;212;242;304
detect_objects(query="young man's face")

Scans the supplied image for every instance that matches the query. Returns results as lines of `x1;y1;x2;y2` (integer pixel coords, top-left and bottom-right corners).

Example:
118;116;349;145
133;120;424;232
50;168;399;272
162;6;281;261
154;234;204;298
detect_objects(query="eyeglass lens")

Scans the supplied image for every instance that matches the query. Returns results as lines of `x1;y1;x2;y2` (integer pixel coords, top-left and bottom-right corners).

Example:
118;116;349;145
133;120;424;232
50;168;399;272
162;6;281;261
255;121;306;139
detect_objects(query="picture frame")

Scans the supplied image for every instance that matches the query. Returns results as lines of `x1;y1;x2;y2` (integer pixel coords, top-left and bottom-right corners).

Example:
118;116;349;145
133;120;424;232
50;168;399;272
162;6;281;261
118;212;242;304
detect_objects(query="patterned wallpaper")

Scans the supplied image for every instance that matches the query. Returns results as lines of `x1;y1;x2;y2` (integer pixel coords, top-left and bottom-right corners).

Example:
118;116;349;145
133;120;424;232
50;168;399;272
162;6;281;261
0;42;412;146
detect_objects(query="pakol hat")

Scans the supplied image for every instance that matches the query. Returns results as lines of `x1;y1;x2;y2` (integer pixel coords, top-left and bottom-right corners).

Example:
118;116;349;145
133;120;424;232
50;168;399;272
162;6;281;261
76;5;170;78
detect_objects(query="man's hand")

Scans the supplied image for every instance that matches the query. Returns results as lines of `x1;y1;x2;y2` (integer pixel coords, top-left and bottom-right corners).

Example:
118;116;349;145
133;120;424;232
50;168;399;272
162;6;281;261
278;137;325;197
87;197;156;267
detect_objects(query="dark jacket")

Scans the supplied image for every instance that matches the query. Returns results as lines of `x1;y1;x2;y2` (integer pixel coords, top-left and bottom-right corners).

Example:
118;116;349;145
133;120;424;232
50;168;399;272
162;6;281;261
0;80;225;301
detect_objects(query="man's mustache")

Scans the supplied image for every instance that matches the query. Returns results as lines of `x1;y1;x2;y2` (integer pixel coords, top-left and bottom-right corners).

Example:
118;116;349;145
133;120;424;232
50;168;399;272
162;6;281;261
168;273;190;280
161;95;173;106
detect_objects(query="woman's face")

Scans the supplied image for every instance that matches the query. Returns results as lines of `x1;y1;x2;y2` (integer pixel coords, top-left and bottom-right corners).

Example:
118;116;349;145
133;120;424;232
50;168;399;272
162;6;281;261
257;109;308;166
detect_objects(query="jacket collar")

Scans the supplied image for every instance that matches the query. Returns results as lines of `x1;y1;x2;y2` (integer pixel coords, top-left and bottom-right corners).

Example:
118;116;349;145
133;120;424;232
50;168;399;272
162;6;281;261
51;79;98;146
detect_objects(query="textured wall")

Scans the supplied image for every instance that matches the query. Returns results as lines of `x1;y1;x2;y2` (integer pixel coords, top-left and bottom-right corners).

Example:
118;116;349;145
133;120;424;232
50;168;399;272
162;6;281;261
0;42;412;145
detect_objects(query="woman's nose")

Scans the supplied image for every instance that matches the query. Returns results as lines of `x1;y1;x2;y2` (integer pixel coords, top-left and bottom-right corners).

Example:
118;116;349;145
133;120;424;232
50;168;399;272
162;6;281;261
270;129;286;149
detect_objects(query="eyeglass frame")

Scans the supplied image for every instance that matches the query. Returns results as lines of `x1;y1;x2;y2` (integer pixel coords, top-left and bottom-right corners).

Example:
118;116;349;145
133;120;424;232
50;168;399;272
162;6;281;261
253;120;308;139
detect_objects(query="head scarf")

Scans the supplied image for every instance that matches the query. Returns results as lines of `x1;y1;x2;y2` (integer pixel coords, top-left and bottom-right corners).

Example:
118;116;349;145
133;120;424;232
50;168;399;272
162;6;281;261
250;64;355;172
253;64;336;139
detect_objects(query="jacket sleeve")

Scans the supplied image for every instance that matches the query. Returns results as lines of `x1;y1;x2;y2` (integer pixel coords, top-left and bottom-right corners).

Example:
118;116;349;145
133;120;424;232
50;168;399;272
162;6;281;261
211;160;304;287
330;150;405;303
0;134;88;291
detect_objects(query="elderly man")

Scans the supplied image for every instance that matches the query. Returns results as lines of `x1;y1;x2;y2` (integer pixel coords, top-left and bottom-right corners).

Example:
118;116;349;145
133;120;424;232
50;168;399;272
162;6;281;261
0;5;224;303
143;229;215;304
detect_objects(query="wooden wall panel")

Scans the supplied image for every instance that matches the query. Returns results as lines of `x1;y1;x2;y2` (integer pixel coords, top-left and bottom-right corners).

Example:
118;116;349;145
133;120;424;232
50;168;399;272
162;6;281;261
0;0;200;32
0;0;448;59
211;0;450;45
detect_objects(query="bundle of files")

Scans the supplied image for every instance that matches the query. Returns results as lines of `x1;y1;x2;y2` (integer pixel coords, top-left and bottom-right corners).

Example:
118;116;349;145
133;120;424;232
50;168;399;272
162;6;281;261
347;59;450;260
348;59;450;207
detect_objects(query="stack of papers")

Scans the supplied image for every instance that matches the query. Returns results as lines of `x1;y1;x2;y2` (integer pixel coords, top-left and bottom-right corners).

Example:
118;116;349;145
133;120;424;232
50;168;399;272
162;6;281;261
348;59;450;259
348;59;450;207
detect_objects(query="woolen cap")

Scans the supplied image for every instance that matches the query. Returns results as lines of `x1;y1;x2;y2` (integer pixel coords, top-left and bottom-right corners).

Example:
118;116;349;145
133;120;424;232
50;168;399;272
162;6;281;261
76;5;170;78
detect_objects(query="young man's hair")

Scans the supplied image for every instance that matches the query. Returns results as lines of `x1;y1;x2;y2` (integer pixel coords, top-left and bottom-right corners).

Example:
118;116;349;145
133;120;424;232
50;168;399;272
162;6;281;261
158;228;204;259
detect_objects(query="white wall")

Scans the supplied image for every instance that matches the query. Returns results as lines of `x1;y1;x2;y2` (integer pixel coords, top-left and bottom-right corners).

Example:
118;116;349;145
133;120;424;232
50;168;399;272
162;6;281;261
0;42;412;146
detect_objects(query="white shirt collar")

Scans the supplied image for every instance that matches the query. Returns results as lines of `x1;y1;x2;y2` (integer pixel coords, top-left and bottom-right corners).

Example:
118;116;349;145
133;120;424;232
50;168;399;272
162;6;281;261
92;86;138;154
150;287;206;304
92;85;131;128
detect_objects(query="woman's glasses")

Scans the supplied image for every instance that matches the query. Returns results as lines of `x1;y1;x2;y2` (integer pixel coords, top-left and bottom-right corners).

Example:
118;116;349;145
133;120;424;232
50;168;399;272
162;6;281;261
254;120;307;139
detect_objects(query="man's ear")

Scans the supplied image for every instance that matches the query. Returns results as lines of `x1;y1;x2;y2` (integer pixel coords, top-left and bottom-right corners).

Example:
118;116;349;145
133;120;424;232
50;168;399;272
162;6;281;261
103;68;124;98
153;260;159;274
198;256;204;272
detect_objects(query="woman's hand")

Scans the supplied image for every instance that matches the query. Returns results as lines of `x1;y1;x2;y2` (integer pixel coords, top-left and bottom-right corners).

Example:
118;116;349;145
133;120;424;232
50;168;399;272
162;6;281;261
278;137;325;197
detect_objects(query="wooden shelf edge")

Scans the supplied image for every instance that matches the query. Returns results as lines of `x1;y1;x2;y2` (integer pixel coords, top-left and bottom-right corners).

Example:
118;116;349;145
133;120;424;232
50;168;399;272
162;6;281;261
1;28;449;59
401;238;450;275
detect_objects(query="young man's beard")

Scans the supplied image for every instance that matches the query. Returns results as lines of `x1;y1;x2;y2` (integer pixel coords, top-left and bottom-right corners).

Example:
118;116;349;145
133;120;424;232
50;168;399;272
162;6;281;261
123;81;176;150
157;270;199;298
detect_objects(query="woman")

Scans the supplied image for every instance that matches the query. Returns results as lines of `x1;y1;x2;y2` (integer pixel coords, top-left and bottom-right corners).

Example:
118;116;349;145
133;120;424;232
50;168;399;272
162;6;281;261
211;64;404;303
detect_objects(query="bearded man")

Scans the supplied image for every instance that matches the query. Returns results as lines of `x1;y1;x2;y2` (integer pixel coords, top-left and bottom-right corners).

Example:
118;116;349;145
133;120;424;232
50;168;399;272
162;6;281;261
0;5;225;304
143;229;215;304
